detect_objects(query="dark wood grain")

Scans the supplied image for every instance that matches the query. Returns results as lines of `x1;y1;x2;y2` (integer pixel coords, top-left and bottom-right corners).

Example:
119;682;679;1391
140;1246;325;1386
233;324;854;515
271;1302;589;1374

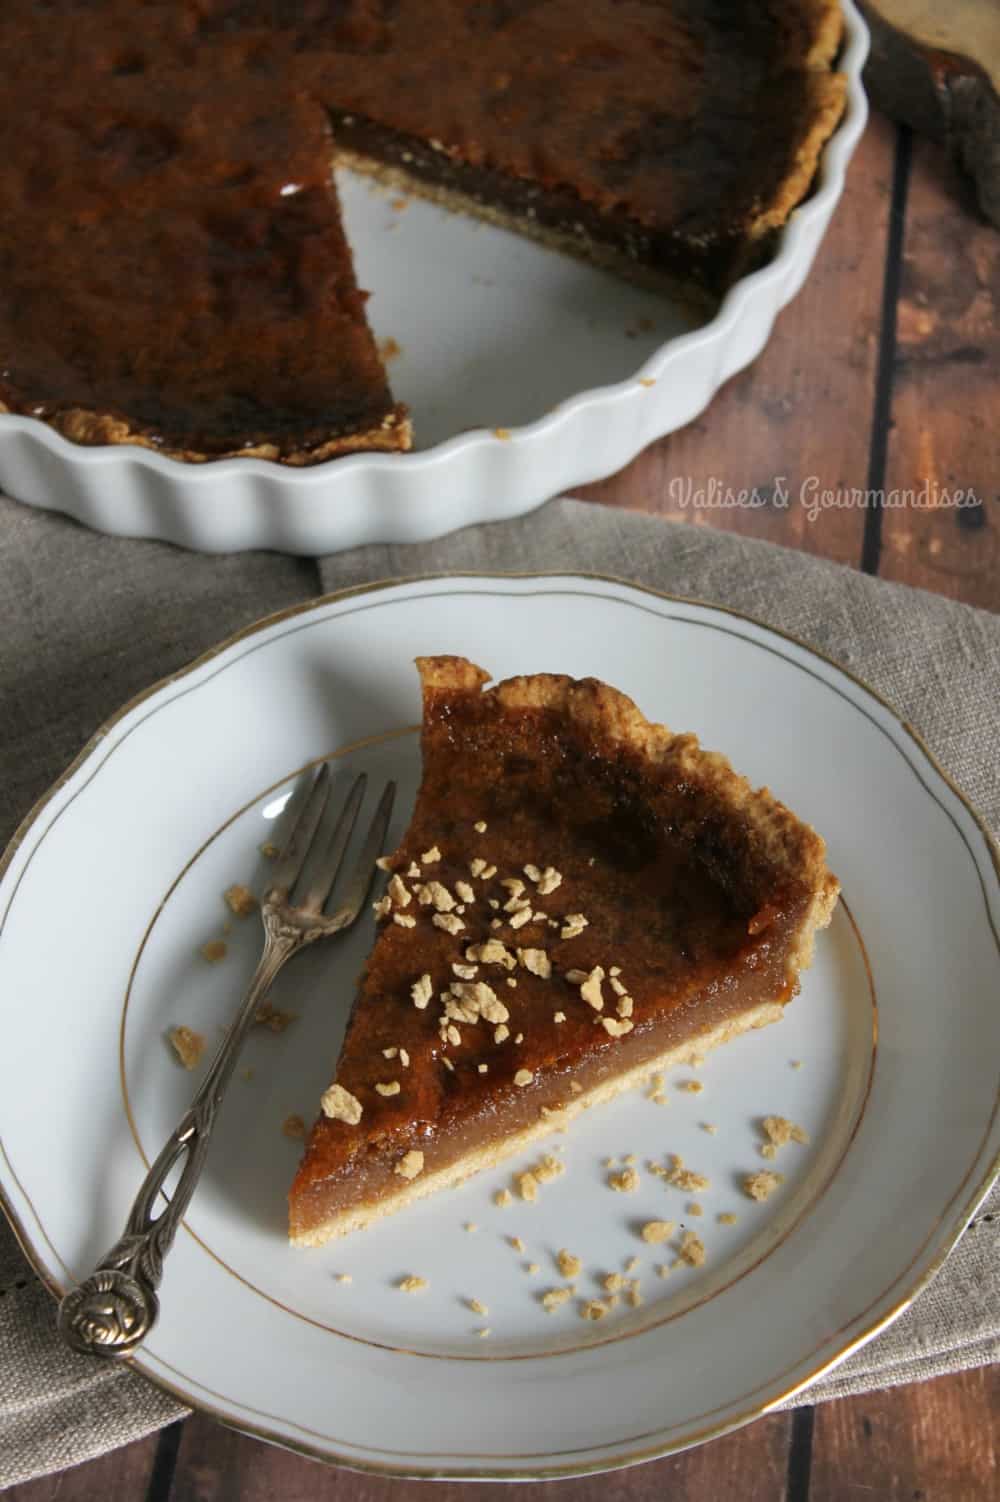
579;114;897;568
809;1366;1000;1502
168;1408;792;1502
879;134;1000;608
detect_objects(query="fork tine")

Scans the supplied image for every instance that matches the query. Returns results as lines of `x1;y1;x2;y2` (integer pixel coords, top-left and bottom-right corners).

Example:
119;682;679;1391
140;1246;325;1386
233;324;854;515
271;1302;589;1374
300;771;368;912
330;781;396;929
268;762;333;896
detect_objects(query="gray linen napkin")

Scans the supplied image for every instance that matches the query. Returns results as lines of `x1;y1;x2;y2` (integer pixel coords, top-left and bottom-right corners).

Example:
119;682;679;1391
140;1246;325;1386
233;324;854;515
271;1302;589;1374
1;495;997;1487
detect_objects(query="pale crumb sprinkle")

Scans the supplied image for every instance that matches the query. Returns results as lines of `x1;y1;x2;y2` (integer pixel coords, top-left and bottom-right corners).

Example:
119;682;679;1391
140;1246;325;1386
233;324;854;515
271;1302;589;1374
688;1202;704;1217
579;1299;611;1321
616;996;634;1018
375;855;393;871
394;1150;424;1180
791;1059;803;1070
336;1272;352;1284
609;976;627;997
321;1082;363;1125
523;863;542;882
255;1002;298;1033
560;914;589;939
526;1261;540;1275
509;1235;525;1252
557;1249;582;1278
467;1298;489;1316
679;1231;706;1267
666;1155;710;1192
383;1046;398;1059
609;965;622;977
602;1272;625;1293
536;867;563;896
623;1153;636;1166
407;862;421;879
744;1171;785;1202
506;976;518;988
442;1056;454;1072
433;912;465;934
516;1172;538;1203
494;1024;510;1043
517;947;551;979
608;1166;640;1193
514;1069;534;1087
464;1222;478;1233
200;939;227;964
478;1063;488;1074
393;913;416;928
640;1220;674;1244
656;1263;671;1279
224;884;258;918
600;1016;633;1037
702;1123;719;1135
398;1276;428;1293
260;841;279;859
474;820;488;833
718;1213;738;1226
761;1144;778;1161
553;1010;566;1023
376;1081;401;1097
495;1189;512;1208
477;1328;491;1339
624;1256;639;1273
421;846;441;864
604;1156;617;1168
388;874;412;908
534;1154;565;1184
626;1281;643;1309
579;967;605;1011
515;1032;524;1044
469;858;487;878
762;1114;810;1149
446;1024;462;1047
281;1114;306;1140
541;1287;573;1312
455;881;476;904
650;1092;668;1106
509;908;533;930
482;865;497;879
678;1080;704;1094
169;1025;205;1070
400;1048;410;1068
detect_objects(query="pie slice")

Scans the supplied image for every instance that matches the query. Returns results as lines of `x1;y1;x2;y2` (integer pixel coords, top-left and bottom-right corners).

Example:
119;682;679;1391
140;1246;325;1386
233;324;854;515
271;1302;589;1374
289;657;839;1245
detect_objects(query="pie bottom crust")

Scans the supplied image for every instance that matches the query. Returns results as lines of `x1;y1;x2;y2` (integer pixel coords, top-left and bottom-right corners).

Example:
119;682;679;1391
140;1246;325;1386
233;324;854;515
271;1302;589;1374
290;996;784;1247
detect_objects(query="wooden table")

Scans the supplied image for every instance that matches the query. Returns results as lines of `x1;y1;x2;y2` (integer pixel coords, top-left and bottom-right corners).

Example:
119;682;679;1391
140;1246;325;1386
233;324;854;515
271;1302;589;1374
10;114;998;1502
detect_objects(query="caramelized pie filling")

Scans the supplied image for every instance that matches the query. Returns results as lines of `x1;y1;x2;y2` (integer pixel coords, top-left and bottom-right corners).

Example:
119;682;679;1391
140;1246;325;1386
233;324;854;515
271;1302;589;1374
1;1;843;457
290;662;835;1239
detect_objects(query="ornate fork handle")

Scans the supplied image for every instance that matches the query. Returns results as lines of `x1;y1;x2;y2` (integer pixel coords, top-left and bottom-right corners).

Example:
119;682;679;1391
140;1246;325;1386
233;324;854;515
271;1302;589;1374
58;913;304;1358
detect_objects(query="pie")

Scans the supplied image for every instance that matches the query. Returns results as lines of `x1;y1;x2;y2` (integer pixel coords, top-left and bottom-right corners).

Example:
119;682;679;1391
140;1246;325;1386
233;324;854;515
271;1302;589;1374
0;1;846;463
288;656;840;1245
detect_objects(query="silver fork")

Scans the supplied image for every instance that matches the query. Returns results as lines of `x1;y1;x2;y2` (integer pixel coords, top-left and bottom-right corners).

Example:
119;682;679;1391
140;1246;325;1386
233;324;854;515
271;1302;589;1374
57;764;395;1360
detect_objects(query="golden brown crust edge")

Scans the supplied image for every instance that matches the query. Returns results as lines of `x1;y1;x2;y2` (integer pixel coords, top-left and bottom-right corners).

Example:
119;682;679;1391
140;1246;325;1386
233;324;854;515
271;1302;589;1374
416;654;841;971
0;399;412;465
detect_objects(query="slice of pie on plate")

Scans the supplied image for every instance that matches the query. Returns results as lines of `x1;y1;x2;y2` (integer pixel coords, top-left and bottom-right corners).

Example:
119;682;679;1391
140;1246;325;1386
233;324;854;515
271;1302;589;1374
289;657;839;1245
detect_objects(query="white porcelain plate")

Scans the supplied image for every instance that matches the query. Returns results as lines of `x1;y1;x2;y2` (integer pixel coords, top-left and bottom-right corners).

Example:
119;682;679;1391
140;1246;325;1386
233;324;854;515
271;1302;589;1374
1;576;997;1479
0;12;868;554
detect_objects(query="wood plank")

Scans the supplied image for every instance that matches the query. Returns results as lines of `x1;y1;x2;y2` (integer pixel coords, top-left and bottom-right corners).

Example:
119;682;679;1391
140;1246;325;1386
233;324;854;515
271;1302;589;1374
169;1408;791;1502
809;1365;999;1502
879;134;1000;610
5;1431;160;1501
578;113;897;569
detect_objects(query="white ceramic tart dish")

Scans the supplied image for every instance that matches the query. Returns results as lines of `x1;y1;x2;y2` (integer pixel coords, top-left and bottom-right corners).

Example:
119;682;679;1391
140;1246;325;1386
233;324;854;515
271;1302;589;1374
1;575;997;1480
0;7;868;557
